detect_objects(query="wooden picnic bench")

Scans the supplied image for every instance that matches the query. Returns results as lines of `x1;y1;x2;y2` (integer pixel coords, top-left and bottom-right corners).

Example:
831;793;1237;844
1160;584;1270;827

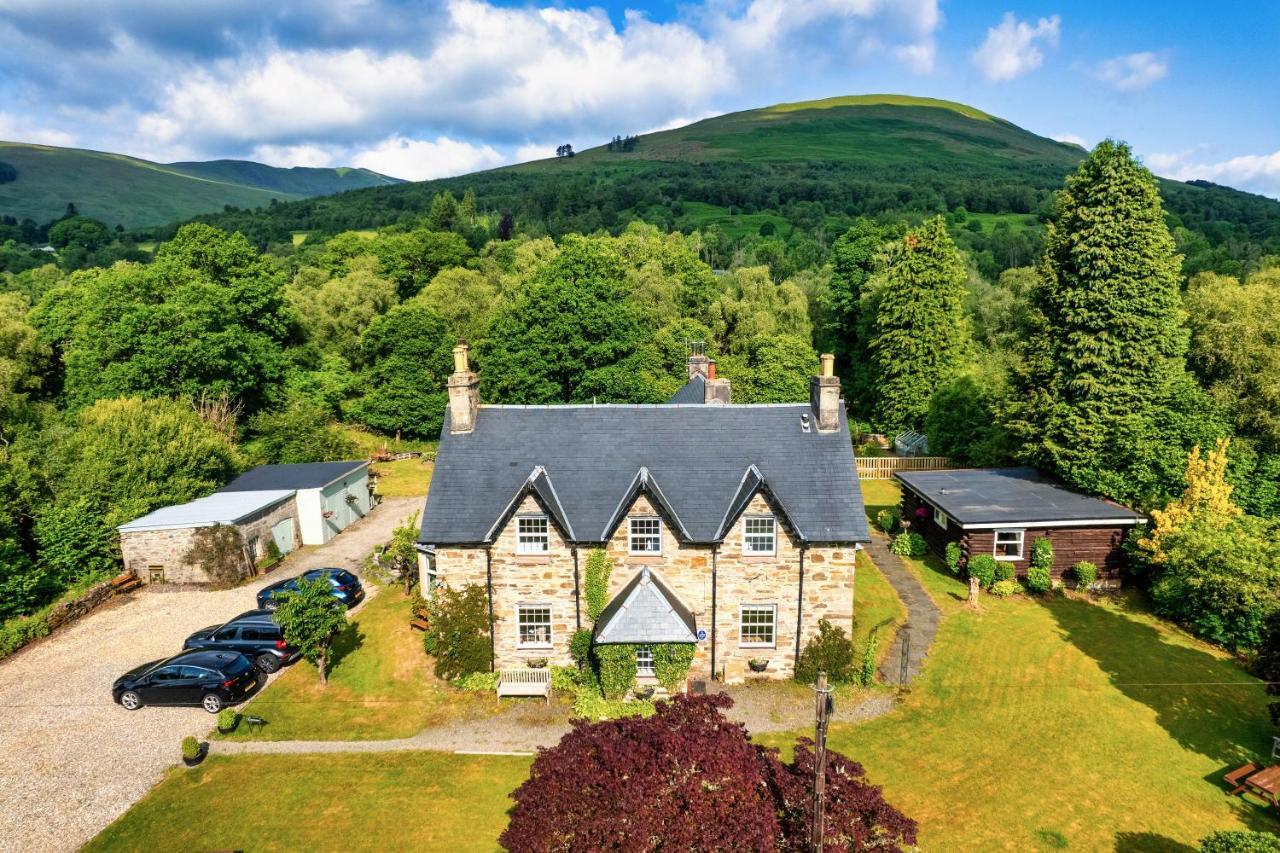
409;616;430;631
110;571;142;594
1225;762;1280;812
496;668;551;703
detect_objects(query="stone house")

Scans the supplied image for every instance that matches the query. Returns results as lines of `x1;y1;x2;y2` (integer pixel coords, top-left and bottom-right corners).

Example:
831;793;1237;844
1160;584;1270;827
417;345;870;685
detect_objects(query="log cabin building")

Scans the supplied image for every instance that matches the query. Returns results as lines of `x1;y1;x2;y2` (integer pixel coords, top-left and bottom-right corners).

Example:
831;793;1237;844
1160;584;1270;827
895;467;1145;583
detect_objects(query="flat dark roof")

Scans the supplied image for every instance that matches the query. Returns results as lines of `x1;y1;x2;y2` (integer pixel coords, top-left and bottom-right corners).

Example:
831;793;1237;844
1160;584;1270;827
219;461;367;493
895;467;1143;528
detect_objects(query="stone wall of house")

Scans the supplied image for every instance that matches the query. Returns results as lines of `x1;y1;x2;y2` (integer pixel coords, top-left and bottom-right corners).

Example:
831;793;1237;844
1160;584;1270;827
429;492;857;684
120;497;299;585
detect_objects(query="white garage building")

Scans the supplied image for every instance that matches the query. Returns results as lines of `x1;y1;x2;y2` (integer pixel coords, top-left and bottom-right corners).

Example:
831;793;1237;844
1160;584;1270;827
218;461;372;545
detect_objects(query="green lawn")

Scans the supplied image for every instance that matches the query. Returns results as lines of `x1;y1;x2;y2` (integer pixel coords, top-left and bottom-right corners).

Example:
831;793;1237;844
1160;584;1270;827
86;751;531;853
854;549;906;667
217;584;474;741
371;458;434;498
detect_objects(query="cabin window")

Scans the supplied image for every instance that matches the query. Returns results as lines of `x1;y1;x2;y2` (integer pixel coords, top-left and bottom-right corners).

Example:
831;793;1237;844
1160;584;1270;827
517;604;552;647
517;515;549;554
933;506;948;530
740;605;777;647
744;516;777;555
628;517;662;554
636;645;655;676
994;529;1025;560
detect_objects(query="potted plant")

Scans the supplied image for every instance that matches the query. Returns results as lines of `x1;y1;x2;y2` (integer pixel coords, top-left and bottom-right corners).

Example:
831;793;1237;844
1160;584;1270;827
216;708;240;734
527;657;548;669
748;658;769;673
181;735;208;767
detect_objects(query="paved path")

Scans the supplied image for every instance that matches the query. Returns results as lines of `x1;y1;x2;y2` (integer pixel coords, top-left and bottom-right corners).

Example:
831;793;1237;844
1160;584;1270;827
865;533;942;687
0;496;422;853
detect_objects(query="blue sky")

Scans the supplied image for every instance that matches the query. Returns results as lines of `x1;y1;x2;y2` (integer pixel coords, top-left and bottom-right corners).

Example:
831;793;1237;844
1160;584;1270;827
1;0;1277;195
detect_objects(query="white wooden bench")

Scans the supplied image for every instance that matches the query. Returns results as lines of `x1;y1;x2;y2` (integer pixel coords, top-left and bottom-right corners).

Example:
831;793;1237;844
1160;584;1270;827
496;668;551;703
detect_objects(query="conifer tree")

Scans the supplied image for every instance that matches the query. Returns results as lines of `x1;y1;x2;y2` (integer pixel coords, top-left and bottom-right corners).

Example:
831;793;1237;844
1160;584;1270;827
1010;140;1197;503
870;216;968;430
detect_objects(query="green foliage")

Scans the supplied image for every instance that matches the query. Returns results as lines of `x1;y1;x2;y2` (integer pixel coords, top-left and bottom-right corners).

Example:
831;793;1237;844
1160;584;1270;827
1072;561;1099;591
1030;537;1054;571
454;671;499;692
794;619;856;684
871;217;970;430
944;542;963;574
1199;830;1280;853
286;256;398;362
569;628;593;666
217;708;239;732
651;643;696;691
890;532;926;557
345;305;453;439
1148;514;1280;650
181;736;201;761
423;584;493;679
245;397;358;464
989;579;1023;598
48;216;111;251
993;560;1015;583
1024;566;1052;594
967;554;997;588
924;374;1011;466
411;267;499;344
718;334;818;403
859;629;879;687
0;611;49;660
583;549;613;623
592;643;637;700
273;578;348;684
1009;141;1198;506
876;508;901;534
183;525;250;588
32;497;116;589
550;665;580;693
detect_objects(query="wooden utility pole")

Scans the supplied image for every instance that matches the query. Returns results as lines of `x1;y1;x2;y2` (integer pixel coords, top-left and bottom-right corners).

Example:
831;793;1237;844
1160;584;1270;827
810;670;831;853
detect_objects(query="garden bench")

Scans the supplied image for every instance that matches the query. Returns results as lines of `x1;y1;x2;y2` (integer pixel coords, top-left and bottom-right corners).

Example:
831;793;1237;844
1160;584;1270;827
409;617;430;631
110;571;142;594
1225;762;1262;795
496;668;551;703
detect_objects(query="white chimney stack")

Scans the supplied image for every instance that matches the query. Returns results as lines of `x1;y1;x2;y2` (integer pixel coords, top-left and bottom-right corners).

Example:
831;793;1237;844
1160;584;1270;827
448;341;479;434
810;353;840;432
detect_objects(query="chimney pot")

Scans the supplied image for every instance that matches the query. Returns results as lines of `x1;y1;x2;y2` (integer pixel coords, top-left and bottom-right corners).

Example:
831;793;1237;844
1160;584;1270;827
810;356;841;432
820;353;834;378
708;361;717;380
447;342;479;433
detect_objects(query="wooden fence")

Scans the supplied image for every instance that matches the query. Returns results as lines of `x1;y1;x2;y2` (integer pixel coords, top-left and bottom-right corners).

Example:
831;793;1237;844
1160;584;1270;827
856;456;953;479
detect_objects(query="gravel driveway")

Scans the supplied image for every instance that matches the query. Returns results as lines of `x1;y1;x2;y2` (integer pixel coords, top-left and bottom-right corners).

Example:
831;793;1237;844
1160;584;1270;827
0;496;421;853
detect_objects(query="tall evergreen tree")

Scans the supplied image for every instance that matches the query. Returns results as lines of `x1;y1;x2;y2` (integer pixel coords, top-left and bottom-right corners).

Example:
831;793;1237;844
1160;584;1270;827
870;217;968;431
1009;140;1202;504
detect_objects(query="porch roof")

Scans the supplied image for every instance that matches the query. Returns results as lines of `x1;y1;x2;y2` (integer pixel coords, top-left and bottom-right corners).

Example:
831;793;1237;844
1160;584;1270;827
594;567;698;644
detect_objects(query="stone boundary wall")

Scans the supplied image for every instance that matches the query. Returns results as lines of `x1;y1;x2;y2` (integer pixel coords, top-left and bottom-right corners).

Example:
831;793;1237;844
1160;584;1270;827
0;578;125;664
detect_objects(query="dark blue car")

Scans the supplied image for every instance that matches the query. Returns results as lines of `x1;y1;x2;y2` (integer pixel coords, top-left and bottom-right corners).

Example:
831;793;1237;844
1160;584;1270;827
256;568;364;611
113;649;257;713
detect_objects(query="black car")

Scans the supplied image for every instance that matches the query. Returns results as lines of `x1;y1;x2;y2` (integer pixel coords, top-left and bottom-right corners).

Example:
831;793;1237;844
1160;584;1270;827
183;610;298;673
256;568;364;611
112;649;257;713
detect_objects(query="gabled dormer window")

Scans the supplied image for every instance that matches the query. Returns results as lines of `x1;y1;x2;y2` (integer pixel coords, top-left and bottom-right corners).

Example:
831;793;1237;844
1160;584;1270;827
628;517;662;554
517;515;549;554
744;516;776;555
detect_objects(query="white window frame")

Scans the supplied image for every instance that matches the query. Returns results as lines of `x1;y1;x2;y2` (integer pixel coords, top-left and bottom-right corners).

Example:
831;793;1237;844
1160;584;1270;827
516;603;553;648
635;645;655;676
993;529;1025;561
739;604;777;648
933;505;948;530
743;516;777;556
628;516;662;555
516;515;549;554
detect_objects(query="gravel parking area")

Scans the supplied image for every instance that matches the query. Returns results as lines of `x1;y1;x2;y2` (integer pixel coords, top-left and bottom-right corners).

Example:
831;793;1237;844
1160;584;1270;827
0;496;421;853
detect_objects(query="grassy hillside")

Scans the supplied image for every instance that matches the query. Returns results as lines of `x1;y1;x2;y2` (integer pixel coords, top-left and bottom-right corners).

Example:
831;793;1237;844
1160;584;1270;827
0;142;399;228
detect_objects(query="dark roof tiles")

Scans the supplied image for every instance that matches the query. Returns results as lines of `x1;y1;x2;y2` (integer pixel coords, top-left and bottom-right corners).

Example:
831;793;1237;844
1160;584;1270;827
219;461;368;493
895;467;1143;526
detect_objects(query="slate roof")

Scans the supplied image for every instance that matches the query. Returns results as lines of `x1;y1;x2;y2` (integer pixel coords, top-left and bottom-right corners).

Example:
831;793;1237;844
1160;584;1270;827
420;403;869;545
895;467;1144;527
118;490;295;532
594;567;698;644
666;375;706;404
219;461;367;493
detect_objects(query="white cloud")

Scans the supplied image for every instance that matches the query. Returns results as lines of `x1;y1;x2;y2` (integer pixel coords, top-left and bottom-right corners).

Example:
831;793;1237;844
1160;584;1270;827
1053;132;1088;148
351;135;505;181
249;143;343;169
1147;148;1280;199
1093;51;1168;92
0;112;77;147
972;12;1060;82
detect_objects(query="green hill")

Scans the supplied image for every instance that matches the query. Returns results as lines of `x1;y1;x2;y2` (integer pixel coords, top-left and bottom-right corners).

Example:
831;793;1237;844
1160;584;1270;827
0;142;402;228
187;94;1280;275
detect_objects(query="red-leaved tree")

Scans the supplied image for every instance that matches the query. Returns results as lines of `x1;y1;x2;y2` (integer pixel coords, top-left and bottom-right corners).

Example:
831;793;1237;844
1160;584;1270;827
501;694;916;852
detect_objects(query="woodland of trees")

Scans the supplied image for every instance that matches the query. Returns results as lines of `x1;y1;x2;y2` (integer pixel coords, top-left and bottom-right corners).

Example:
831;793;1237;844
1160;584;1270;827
1;140;1278;657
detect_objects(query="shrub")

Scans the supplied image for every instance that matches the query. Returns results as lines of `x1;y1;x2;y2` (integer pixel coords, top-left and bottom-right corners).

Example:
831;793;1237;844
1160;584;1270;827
795;619;855;684
994;560;1015;583
1030;537;1054;571
652;643;696;691
876;508;901;534
217;708;239;732
424;583;493;679
1025;565;1052;594
967;554;997;588
593;643;638;699
859;629;879;687
990;579;1023;598
455;671;499;691
584;549;613;622
1072;561;1099;591
274;579;349;685
501;695;918;852
1200;830;1280;853
944;542;963;574
551;665;581;693
182;524;252;587
181;736;201;760
0;613;50;661
569;628;593;666
890;532;926;557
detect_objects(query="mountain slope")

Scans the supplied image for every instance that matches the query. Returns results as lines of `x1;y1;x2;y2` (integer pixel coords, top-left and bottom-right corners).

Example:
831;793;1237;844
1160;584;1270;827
0;142;402;228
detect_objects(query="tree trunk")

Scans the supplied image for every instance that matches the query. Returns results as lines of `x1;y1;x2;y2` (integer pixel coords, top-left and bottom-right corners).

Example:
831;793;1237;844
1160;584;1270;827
318;650;328;685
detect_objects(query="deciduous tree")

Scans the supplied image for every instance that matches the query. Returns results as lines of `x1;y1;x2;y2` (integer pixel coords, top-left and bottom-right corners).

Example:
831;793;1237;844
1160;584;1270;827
274;578;348;684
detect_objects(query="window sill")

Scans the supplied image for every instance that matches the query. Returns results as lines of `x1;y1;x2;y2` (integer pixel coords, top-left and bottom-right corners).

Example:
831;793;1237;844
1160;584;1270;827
741;555;778;563
627;554;665;563
740;643;777;650
513;555;551;564
517;644;553;651
994;555;1022;562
